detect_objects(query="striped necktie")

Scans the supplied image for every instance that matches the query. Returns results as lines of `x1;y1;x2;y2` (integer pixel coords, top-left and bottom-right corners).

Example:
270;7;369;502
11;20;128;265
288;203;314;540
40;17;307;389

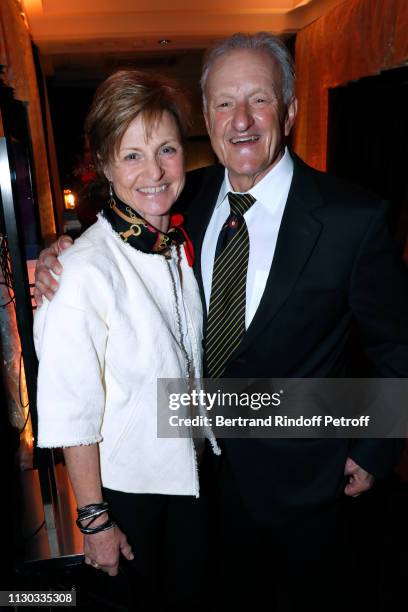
205;192;256;378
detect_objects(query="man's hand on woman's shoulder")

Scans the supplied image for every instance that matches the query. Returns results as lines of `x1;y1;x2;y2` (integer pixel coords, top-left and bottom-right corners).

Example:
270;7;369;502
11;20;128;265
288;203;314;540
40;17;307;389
34;235;74;306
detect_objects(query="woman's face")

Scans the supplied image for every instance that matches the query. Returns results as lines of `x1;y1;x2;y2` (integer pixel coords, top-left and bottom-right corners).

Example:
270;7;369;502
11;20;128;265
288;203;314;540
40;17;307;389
104;110;185;229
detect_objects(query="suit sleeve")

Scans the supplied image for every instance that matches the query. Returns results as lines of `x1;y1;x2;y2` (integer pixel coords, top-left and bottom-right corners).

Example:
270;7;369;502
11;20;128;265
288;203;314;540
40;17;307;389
348;202;408;477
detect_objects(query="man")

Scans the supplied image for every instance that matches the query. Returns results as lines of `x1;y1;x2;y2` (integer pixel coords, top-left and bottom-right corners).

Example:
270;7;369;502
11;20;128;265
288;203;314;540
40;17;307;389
36;33;408;611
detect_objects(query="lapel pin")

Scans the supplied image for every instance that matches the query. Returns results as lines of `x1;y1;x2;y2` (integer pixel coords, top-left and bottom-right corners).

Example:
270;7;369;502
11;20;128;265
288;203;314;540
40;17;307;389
228;216;239;229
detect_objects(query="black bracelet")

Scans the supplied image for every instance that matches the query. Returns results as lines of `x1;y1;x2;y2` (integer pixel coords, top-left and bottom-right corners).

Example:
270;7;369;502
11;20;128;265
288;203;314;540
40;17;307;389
76;501;110;533
77;517;116;535
77;502;109;522
77;502;109;521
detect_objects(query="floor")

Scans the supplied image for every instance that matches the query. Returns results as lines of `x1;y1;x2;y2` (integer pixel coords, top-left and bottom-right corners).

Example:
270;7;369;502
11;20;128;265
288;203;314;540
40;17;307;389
3;473;407;611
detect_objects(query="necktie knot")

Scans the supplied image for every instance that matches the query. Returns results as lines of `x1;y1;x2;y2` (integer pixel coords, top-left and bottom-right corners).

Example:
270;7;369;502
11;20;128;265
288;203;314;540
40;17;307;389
227;192;256;216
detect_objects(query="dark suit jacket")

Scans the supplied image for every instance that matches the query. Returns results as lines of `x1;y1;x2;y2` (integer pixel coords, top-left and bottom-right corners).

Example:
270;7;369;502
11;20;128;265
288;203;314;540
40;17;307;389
178;154;408;523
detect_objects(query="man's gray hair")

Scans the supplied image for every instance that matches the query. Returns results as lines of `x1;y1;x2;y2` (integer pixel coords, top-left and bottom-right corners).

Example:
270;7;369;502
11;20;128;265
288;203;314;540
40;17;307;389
201;32;295;110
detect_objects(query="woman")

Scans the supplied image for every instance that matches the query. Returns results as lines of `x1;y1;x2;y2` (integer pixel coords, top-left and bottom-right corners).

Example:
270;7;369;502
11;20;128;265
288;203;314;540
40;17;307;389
34;70;218;610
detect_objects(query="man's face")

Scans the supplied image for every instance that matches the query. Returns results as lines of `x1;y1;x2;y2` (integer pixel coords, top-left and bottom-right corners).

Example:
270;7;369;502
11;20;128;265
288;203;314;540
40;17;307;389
203;49;297;192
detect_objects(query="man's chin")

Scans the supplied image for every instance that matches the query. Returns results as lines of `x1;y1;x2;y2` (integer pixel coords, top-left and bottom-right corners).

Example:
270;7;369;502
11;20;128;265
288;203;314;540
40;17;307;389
228;161;268;179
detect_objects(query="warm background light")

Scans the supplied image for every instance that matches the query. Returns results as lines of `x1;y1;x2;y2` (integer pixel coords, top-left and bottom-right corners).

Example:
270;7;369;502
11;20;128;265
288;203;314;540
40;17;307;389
63;189;76;210
21;0;44;15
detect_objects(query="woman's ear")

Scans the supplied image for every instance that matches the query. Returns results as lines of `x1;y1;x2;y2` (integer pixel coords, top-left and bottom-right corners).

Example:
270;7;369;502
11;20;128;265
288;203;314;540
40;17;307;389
102;168;112;183
98;154;111;182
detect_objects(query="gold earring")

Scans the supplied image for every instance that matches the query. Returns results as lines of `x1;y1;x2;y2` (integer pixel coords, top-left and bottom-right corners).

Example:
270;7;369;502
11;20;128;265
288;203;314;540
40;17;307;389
108;182;115;208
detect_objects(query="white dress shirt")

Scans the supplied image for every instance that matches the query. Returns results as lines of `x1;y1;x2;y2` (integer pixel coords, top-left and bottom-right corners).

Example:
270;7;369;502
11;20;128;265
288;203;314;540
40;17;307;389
201;148;294;328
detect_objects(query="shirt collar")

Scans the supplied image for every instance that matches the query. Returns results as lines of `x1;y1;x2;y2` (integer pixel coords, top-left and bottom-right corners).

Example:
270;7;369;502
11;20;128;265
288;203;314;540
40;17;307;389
215;147;293;211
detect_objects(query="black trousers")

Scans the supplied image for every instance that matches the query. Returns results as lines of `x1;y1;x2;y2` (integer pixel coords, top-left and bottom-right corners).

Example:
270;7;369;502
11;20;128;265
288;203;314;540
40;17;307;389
103;482;213;612
211;455;358;612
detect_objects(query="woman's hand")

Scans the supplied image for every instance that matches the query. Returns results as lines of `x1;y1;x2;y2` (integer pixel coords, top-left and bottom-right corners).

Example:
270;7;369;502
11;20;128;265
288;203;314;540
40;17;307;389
62;445;134;576
34;235;73;306
84;522;134;576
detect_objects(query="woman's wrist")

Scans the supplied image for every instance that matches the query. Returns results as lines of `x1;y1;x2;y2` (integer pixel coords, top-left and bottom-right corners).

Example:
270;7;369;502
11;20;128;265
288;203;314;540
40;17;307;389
76;501;115;534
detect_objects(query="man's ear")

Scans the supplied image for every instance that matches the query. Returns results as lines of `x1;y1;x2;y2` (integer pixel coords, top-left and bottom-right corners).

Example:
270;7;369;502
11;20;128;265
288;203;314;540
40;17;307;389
202;95;212;135
284;97;298;137
203;109;210;135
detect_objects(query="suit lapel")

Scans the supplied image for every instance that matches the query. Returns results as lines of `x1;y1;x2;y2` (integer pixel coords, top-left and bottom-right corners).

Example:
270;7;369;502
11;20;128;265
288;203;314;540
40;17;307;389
228;156;324;363
186;166;224;320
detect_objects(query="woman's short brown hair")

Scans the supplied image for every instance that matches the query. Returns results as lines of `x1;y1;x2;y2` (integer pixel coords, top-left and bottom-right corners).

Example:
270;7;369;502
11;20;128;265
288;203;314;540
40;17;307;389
84;70;191;176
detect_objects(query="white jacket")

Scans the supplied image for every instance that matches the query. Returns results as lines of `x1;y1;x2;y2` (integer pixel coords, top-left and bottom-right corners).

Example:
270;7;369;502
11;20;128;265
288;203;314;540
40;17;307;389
34;215;218;497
